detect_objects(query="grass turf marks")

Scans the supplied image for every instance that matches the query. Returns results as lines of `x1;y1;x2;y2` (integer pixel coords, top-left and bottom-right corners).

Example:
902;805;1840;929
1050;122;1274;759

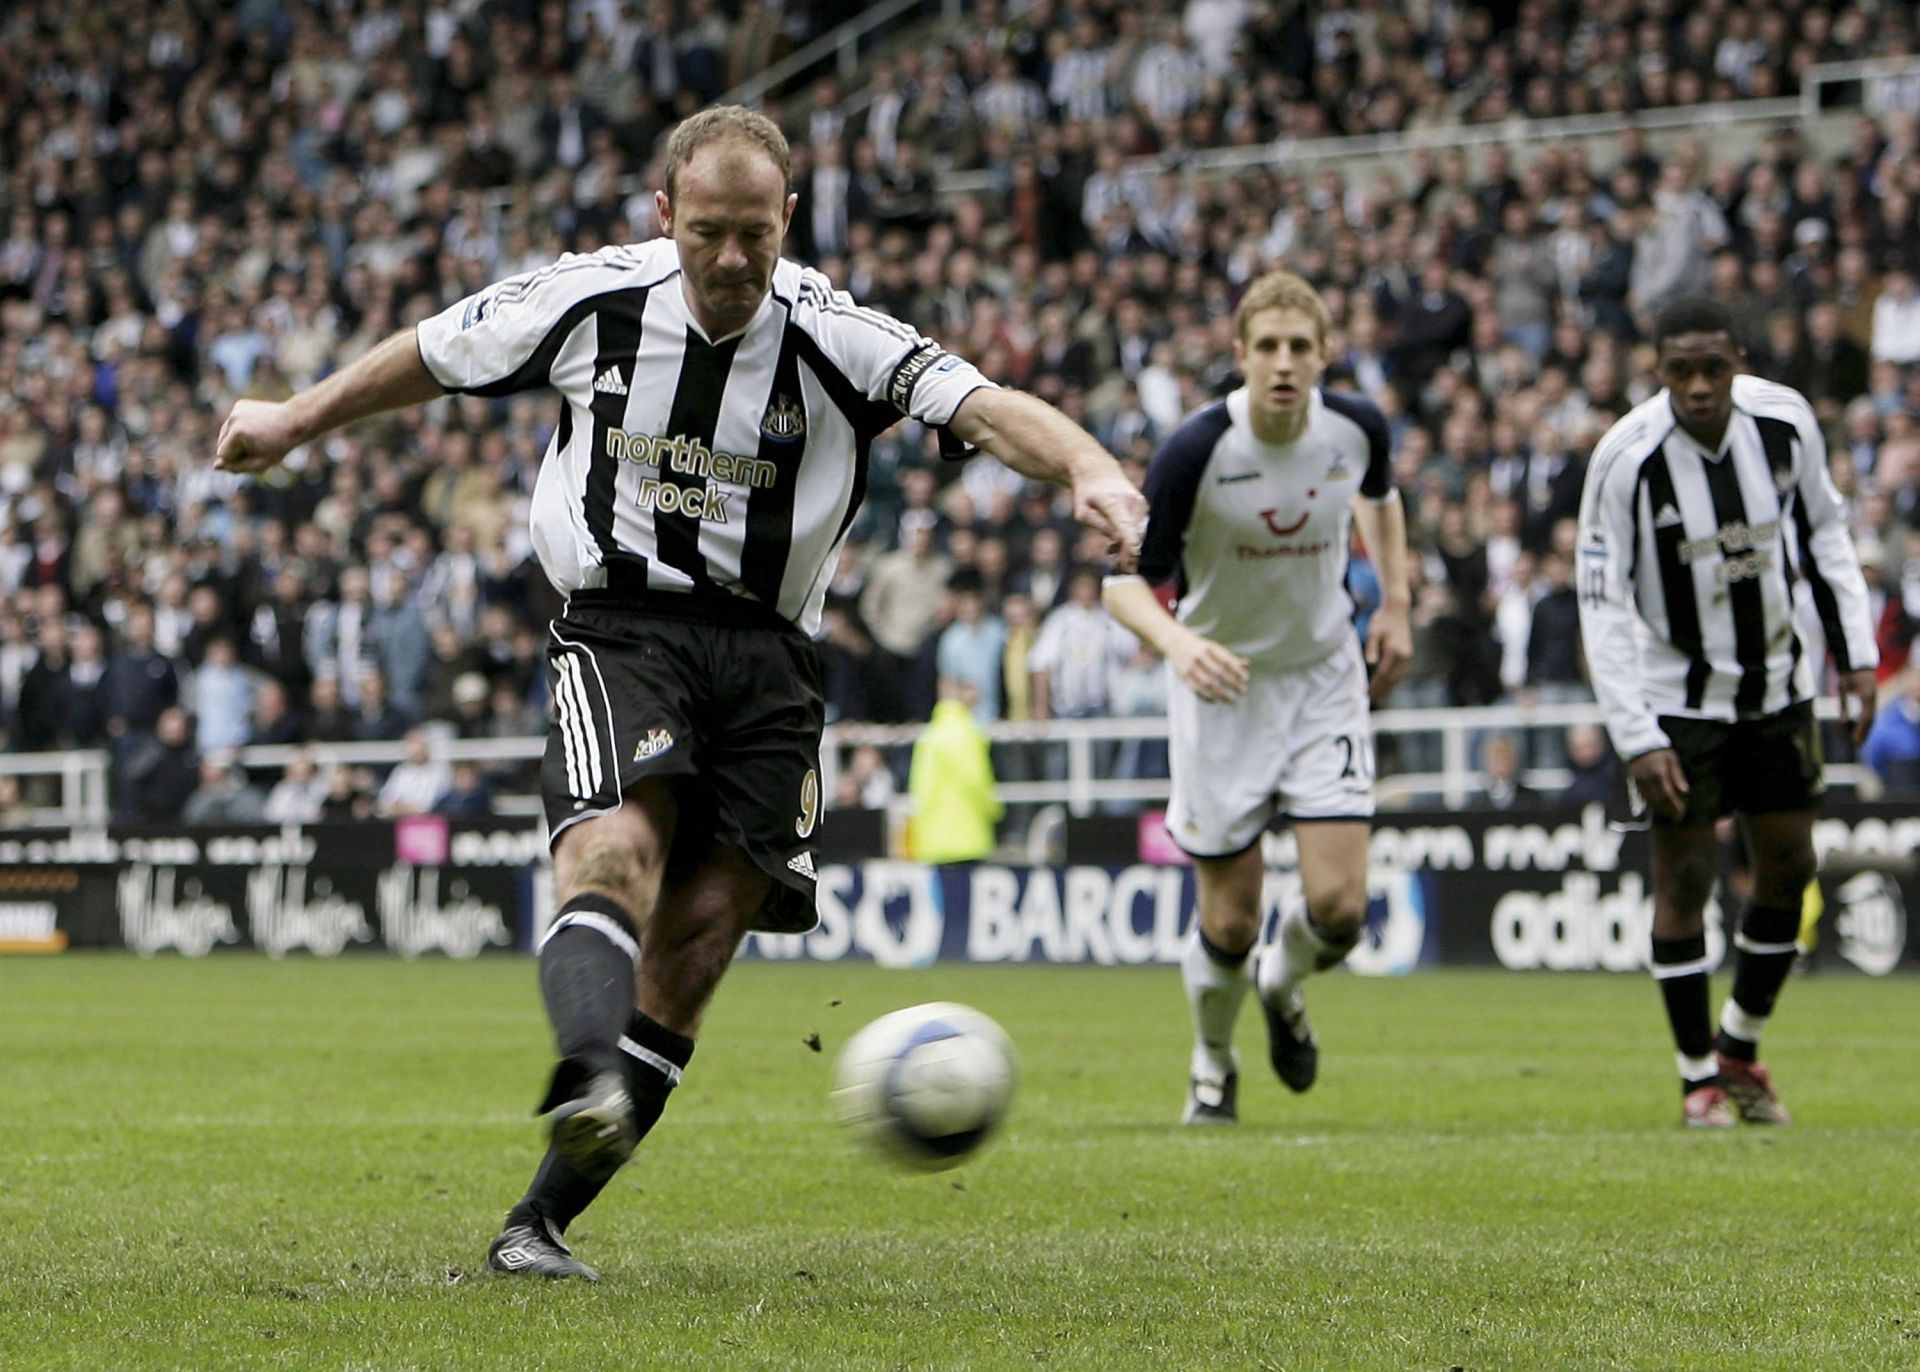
2;956;1916;1370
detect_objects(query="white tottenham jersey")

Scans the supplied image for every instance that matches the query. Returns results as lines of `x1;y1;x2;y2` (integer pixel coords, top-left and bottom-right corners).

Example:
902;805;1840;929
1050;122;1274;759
415;238;994;633
1132;387;1393;672
1576;374;1877;760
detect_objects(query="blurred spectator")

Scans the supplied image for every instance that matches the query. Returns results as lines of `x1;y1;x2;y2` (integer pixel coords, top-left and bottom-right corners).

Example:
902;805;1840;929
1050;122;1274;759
1858;538;1918;680
182;753;269;826
434;760;496;817
65;622;110;747
1559;724;1621;810
122;706;200;822
1862;669;1920;792
0;613;33;741
192;638;256;753
1011;525;1070;613
352;668;410;742
308;569;375;706
1030;567;1136;724
247;566;315;700
1389;260;1471;385
1110;641;1171;790
305;674;357;745
935;573;1006;721
319;765;377;822
368;572;434;720
17;619;80;751
860;513;951;720
1475;733;1541;811
1787;302;1872;418
535;73;609;172
0;774;25;828
1494;550;1541;700
252;678;305;747
1873;266;1920;365
908;682;1002;864
1523;550;1587;764
833;744;898;812
378;729;451;817
444;671;494;737
100;606;180;743
264;749;329;824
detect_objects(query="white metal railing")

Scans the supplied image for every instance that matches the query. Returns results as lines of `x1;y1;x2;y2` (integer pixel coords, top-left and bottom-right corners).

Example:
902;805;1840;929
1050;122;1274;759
0;749;113;827
928;55;1920;198
1805;55;1920;116
721;0;960;110
821;698;1881;814
3;699;1884;831
938;96;1809;197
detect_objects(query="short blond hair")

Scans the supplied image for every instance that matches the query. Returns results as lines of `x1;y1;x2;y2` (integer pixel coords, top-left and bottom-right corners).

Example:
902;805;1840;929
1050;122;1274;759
1233;270;1330;346
662;105;792;201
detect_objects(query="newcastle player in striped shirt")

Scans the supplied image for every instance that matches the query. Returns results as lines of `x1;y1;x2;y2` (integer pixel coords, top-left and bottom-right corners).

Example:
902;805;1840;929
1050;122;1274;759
1576;297;1877;1129
215;106;1146;1279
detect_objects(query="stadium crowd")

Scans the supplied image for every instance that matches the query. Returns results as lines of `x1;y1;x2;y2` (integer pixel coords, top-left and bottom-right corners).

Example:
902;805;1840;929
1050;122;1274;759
3;0;1920;826
855;0;1920;167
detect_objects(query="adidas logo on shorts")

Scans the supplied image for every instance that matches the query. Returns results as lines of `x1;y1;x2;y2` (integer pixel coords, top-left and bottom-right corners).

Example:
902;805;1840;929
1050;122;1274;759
593;368;629;396
632;727;674;762
787;851;817;880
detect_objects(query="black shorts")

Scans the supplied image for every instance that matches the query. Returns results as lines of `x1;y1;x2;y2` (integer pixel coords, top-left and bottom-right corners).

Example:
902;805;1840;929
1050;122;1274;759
1649;700;1825;828
542;593;826;934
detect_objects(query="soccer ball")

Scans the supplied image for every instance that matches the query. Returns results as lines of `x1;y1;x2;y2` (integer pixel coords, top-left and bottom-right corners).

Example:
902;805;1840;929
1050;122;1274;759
831;1002;1016;1172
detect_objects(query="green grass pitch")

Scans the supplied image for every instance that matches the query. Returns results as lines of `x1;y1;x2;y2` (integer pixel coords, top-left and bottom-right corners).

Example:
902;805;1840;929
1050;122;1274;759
3;955;1917;1370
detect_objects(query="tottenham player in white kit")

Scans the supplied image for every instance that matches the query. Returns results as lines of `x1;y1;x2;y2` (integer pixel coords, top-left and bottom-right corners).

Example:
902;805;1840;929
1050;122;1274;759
1104;272;1411;1123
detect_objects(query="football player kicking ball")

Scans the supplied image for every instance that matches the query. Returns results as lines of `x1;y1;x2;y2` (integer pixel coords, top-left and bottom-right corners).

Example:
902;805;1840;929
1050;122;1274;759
1104;271;1411;1123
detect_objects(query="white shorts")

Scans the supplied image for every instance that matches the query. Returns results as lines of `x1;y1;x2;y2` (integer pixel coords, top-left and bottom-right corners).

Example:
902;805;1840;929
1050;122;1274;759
1164;637;1374;857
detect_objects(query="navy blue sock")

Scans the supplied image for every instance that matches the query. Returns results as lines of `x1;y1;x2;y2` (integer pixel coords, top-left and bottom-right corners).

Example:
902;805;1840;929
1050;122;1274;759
1197;926;1252;965
1305;911;1361;970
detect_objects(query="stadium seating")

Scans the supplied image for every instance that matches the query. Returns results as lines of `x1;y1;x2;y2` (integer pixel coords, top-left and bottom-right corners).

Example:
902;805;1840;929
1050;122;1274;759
1;0;1918;828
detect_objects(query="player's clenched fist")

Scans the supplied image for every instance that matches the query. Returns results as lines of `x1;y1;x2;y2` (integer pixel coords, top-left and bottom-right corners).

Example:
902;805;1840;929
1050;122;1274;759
214;398;303;474
1073;474;1149;573
1168;629;1250;704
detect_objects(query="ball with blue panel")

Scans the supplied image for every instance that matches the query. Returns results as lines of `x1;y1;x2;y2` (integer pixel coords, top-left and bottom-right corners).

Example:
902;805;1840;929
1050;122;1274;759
831;1002;1016;1171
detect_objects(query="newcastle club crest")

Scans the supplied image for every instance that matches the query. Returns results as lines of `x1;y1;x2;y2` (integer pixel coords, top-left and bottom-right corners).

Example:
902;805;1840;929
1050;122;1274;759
761;392;806;442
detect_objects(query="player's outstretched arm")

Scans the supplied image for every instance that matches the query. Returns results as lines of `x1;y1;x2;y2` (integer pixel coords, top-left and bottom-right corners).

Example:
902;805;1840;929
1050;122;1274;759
1349;491;1413;702
946;388;1146;572
1102;576;1249;703
214;327;446;474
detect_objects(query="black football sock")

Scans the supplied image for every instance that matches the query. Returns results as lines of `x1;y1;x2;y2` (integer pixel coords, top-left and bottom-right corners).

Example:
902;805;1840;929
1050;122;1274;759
509;1011;696;1234
508;1147;608;1236
536;893;640;1101
1651;933;1715;1094
504;892;640;1236
1716;903;1801;1063
613;1009;695;1143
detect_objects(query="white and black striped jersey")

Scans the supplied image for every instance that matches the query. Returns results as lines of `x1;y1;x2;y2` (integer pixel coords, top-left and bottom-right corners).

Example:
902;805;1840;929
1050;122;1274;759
1576;375;1877;760
415;238;995;633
